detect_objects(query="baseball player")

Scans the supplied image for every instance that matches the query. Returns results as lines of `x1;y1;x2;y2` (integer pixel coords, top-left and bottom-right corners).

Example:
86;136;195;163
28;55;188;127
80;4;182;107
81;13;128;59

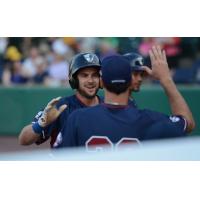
123;52;148;107
19;52;103;148
123;52;147;92
58;46;195;150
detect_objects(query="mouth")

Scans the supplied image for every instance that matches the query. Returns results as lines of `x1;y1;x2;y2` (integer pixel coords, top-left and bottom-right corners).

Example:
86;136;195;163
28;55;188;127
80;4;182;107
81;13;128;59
135;83;141;88
85;86;97;93
85;84;97;89
87;86;95;89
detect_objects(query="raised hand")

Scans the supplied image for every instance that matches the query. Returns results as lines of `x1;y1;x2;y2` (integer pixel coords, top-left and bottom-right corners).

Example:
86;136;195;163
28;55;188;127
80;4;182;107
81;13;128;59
148;45;171;82
38;97;67;127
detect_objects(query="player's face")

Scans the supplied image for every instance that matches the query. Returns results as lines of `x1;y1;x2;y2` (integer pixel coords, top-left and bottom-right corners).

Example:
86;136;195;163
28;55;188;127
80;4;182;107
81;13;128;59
130;71;144;92
77;67;100;99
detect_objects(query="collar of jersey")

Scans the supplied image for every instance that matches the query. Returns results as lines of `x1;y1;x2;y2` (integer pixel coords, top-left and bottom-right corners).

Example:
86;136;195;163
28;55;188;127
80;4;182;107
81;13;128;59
102;102;130;109
75;94;101;107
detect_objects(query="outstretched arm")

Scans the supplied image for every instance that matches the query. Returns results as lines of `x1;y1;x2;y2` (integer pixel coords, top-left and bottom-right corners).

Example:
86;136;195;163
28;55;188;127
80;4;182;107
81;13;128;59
142;45;195;133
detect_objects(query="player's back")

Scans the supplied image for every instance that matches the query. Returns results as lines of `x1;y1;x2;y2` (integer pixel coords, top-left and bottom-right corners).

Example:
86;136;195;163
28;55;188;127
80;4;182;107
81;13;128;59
61;103;187;148
72;104;150;144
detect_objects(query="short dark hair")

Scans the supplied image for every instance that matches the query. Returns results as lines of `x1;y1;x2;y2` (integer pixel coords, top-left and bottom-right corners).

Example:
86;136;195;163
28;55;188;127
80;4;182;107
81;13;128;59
104;82;130;95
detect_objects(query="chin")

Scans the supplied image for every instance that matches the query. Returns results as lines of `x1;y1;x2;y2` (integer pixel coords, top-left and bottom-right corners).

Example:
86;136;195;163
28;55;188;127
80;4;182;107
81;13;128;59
87;87;98;94
133;88;140;92
85;93;96;99
79;88;98;99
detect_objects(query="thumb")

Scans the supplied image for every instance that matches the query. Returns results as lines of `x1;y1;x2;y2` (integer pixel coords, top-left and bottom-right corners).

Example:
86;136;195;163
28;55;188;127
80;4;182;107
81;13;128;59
58;104;67;114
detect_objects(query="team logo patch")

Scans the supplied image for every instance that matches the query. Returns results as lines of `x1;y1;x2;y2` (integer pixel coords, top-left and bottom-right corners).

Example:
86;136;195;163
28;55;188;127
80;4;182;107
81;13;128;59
84;53;95;63
169;116;180;122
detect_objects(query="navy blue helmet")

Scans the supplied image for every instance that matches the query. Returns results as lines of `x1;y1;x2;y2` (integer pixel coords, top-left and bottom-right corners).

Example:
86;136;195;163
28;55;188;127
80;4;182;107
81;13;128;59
123;52;144;72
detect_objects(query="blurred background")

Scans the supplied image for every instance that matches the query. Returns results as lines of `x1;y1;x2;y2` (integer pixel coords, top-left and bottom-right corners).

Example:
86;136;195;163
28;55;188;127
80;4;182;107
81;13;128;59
0;37;200;152
1;37;200;87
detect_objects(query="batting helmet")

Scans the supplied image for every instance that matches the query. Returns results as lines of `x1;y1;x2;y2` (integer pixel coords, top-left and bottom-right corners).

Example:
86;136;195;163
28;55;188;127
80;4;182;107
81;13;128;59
123;52;144;72
69;53;101;89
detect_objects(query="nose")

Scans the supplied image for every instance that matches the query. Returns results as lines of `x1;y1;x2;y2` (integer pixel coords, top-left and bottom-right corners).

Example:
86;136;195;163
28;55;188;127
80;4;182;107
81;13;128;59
135;73;143;82
87;75;94;83
138;74;143;81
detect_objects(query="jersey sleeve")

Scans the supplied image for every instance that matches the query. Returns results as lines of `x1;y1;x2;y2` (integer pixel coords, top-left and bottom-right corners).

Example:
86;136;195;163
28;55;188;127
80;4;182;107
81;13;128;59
144;111;187;140
144;109;187;132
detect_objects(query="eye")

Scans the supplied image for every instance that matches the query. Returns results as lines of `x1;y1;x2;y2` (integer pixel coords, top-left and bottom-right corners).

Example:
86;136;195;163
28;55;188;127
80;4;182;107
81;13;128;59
92;73;100;78
79;73;88;78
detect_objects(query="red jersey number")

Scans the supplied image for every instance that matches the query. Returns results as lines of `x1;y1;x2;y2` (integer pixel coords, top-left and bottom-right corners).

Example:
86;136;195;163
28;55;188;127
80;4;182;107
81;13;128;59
86;136;140;152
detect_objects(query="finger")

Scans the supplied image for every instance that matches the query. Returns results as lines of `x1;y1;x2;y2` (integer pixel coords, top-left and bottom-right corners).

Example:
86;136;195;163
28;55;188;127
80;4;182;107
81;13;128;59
141;66;152;76
48;97;62;107
151;45;158;59
45;97;62;112
149;49;155;63
162;50;168;63
155;45;163;59
151;45;162;60
52;96;62;104
58;104;67;114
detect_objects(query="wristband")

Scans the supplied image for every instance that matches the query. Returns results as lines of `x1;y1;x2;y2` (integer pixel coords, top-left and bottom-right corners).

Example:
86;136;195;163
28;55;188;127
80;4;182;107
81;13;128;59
32;122;45;135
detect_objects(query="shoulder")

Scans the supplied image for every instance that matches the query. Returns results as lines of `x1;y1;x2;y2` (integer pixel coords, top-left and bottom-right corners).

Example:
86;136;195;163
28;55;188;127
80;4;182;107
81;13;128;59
56;95;80;110
56;95;74;106
145;117;187;139
77;104;101;114
66;107;86;124
141;109;169;121
69;104;101;120
128;98;137;108
142;109;186;125
142;109;187;132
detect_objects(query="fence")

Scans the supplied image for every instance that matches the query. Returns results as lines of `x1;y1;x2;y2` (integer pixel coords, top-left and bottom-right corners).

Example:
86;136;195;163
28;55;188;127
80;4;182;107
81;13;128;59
0;85;199;136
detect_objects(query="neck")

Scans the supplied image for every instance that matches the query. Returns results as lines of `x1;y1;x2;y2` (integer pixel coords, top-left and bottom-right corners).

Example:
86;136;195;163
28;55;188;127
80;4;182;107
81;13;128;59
129;90;134;100
76;92;99;106
104;89;129;106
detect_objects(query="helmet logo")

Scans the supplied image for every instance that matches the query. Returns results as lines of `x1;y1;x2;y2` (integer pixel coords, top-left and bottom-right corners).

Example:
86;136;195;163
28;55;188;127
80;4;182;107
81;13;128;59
84;53;95;63
138;59;143;66
131;57;143;67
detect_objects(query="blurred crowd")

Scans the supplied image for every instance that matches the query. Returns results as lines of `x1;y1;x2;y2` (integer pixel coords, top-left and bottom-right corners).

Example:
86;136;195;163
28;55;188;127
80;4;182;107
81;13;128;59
0;37;200;87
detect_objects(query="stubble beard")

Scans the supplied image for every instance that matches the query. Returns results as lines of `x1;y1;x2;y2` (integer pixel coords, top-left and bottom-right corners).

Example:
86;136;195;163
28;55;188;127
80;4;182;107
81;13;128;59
78;87;99;99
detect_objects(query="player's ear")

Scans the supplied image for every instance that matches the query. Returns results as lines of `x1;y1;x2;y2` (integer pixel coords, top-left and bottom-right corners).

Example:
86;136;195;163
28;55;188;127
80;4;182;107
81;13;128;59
99;77;103;89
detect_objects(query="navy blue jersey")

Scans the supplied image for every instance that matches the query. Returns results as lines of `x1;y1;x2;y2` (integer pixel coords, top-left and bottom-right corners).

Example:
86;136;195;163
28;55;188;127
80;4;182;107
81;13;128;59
128;98;137;108
59;103;187;150
32;95;103;147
